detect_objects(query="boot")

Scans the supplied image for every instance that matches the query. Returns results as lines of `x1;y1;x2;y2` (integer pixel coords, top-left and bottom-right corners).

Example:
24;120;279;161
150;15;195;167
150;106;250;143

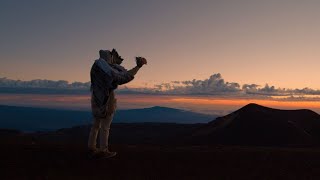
98;148;117;158
87;148;100;159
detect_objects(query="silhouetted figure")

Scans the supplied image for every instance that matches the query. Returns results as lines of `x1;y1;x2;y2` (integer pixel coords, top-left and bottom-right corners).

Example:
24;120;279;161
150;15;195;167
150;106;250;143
88;49;147;158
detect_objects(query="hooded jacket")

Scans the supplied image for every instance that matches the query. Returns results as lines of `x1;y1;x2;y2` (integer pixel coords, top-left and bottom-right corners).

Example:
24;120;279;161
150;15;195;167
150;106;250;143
90;58;134;109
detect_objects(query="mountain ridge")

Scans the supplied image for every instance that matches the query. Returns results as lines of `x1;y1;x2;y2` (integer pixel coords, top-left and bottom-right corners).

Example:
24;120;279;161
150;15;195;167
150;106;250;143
190;103;320;146
0;105;215;132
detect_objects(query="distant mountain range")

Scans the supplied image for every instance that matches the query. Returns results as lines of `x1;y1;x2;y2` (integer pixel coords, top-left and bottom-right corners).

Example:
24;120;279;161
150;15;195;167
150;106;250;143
2;103;320;147
23;103;320;147
0;105;215;132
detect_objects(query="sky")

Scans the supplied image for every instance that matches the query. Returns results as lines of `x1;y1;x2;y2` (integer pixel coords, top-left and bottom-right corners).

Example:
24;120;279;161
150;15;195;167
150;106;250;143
2;0;320;114
3;93;320;115
1;0;320;89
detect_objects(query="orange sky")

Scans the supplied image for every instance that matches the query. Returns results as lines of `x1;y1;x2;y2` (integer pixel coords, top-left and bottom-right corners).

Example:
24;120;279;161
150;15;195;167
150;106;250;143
1;94;320;115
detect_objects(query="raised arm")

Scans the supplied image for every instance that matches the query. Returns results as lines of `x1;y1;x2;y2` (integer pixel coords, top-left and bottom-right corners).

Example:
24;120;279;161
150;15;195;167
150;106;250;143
111;57;147;85
127;66;140;76
111;65;135;85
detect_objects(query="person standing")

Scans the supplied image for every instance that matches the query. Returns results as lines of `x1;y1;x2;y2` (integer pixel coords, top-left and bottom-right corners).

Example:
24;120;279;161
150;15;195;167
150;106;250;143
88;49;147;158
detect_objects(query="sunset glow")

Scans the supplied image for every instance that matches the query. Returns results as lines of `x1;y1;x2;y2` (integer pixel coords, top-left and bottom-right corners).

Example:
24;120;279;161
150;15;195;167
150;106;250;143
171;97;320;109
2;93;320;116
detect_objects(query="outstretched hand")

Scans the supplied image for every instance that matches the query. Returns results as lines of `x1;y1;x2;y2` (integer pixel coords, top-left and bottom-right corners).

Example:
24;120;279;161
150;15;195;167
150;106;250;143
136;57;147;67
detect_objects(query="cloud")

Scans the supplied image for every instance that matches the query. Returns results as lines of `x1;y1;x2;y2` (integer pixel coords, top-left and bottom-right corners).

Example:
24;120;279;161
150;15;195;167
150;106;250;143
2;74;320;100
0;77;90;89
0;77;91;94
121;73;320;100
293;87;320;95
242;83;288;96
167;73;241;94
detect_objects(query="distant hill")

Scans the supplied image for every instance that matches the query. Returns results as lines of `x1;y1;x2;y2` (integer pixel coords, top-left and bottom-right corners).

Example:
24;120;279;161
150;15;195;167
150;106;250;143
190;103;320;146
115;106;214;124
0;105;215;132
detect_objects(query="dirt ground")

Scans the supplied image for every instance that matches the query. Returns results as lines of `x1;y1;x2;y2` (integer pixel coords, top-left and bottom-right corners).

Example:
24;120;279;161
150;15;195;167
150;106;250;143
2;136;320;180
